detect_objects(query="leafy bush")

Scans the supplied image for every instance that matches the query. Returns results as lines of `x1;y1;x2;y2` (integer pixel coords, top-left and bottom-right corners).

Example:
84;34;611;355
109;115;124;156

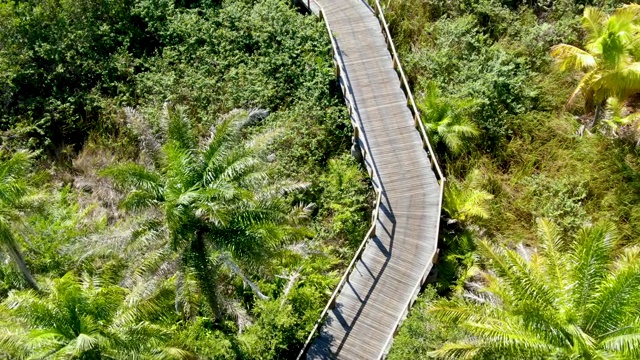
317;155;372;247
0;0;337;153
404;15;543;150
0;0;152;149
519;174;590;234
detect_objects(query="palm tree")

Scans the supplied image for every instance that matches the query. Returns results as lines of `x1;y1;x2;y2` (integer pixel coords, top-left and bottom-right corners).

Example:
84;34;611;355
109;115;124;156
0;272;188;359
430;219;640;359
0;150;40;290
102;105;309;321
442;169;493;227
551;5;640;128
418;81;479;156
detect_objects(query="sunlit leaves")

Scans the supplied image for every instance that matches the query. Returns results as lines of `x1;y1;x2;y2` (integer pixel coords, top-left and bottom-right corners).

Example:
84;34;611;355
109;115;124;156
430;221;640;359
418;81;480;156
103;105;309;320
552;6;640;110
1;273;187;359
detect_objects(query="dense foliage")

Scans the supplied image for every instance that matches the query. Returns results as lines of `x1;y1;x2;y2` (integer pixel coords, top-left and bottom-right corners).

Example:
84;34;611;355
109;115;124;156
433;220;640;359
0;0;372;358
384;0;640;358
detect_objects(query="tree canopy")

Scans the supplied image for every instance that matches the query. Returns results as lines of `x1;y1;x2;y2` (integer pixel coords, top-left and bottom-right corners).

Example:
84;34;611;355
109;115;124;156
102;105;310;321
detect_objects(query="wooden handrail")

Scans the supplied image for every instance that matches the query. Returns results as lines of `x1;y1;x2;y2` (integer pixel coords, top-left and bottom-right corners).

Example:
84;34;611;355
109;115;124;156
371;1;445;358
296;1;384;358
296;190;382;360
371;0;445;183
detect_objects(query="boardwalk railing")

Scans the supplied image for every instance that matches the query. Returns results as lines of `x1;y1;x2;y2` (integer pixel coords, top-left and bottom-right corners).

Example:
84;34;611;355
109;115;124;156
372;0;445;183
371;1;445;357
295;3;385;359
296;0;445;358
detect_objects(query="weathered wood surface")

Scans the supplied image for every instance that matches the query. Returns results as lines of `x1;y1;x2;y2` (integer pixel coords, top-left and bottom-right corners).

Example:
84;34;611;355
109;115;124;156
298;0;442;359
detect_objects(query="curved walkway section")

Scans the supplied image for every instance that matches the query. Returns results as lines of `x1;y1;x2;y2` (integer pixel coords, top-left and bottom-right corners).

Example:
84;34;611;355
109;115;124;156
298;0;443;359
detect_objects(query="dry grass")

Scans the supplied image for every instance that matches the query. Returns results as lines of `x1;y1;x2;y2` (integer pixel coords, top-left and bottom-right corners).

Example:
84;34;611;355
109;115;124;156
71;144;123;223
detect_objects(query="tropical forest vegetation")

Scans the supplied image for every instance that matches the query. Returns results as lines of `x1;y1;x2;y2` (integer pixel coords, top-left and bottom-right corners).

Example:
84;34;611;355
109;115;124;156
1;0;640;358
385;0;640;359
0;0;371;358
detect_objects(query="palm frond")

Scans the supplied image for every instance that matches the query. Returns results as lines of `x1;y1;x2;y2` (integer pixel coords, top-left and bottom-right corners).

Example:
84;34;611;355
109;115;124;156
0;151;35;207
583;246;640;336
536;219;570;302
202;115;237;167
570;223;616;325
165;105;196;152
218;252;268;300
428;342;481;360
163;142;200;190
463;319;558;357
599;326;640;357
149;347;193;360
443;175;493;223
550;44;597;72
582;7;609;45
101;163;164;200
419;81;478;155
567;69;598;107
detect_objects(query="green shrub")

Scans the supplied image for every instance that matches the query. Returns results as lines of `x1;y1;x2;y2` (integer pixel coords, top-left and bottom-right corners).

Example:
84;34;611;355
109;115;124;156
317;155;372;247
404;15;543;150
0;0;151;149
519;174;590;234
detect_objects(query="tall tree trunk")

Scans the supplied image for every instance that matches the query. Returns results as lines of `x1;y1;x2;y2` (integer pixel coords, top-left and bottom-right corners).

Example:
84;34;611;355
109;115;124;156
186;230;222;321
589;102;604;129
5;234;39;291
584;89;595;114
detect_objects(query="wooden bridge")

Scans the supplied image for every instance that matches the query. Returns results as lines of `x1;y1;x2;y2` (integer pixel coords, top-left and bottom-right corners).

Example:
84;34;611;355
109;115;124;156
296;0;445;359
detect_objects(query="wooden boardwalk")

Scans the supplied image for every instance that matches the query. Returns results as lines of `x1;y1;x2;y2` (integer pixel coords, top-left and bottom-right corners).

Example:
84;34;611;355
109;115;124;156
297;0;444;359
